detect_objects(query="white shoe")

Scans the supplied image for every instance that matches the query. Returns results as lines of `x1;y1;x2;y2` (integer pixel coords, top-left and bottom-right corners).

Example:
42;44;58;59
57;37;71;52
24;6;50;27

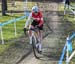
38;43;42;54
38;43;42;51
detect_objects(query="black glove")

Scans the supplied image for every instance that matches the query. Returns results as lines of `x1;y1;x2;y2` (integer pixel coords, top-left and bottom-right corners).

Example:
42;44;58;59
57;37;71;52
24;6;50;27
23;28;27;35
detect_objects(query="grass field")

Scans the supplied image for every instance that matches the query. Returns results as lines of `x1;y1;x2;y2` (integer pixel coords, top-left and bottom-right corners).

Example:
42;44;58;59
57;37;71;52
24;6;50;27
0;14;26;38
59;2;75;31
0;13;27;55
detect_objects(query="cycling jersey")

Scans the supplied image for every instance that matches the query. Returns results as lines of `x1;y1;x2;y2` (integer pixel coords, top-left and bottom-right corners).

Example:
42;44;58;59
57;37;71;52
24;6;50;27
25;11;44;28
31;11;44;26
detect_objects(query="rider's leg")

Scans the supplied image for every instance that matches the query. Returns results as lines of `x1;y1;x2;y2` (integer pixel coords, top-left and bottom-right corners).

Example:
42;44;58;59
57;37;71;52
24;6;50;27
28;25;34;44
37;30;42;51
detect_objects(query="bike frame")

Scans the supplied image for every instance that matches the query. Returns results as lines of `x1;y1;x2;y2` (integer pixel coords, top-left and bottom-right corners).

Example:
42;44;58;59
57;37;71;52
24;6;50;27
31;30;38;44
24;28;40;59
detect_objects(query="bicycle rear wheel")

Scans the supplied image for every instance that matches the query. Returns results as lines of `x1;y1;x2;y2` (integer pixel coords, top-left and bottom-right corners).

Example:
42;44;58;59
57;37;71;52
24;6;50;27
32;37;39;59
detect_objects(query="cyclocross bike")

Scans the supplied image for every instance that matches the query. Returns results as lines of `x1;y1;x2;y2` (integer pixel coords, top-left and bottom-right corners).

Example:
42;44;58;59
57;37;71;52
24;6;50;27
24;27;41;59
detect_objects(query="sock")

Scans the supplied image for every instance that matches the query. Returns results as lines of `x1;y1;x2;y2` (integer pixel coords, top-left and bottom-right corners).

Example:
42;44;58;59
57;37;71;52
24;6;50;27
38;43;42;51
29;36;32;44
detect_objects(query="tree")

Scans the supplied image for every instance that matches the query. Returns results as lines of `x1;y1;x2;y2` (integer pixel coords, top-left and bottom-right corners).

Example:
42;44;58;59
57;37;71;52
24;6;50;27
2;0;7;16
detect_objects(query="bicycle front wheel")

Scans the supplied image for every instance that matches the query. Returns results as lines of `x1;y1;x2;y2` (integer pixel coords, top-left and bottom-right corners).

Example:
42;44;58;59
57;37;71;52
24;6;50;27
32;37;39;59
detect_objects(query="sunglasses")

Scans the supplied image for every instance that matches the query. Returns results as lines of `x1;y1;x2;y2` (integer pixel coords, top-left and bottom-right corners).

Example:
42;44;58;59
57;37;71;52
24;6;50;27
34;11;38;13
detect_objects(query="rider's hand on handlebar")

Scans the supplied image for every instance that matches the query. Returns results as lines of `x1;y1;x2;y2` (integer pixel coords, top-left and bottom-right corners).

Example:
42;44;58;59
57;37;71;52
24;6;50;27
24;28;27;35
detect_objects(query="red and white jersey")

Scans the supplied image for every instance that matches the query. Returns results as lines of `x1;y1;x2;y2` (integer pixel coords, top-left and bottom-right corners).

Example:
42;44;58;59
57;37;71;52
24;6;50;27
25;11;44;28
32;11;42;20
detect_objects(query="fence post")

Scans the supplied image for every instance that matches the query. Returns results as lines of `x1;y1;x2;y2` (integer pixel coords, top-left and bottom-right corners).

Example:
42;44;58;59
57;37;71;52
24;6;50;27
66;35;69;64
24;0;28;15
14;21;17;37
64;9;66;15
68;50;75;62
64;3;66;15
0;23;4;44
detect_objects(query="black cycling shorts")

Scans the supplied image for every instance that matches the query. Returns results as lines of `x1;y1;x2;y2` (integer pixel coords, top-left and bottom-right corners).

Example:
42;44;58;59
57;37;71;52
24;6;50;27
31;20;43;30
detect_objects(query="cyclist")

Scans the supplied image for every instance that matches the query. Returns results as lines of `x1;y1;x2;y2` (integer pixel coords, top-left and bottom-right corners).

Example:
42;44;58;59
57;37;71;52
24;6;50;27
24;6;44;53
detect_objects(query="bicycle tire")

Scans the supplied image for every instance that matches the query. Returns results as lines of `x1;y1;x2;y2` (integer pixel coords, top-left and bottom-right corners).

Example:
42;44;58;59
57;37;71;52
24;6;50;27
32;37;39;59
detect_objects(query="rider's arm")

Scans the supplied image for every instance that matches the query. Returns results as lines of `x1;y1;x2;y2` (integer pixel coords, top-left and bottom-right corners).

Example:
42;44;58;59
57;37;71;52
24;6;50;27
39;17;44;26
39;13;44;26
25;13;32;28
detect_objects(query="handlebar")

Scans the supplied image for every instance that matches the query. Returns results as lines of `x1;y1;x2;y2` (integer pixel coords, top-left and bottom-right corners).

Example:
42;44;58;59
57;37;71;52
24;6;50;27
23;27;39;35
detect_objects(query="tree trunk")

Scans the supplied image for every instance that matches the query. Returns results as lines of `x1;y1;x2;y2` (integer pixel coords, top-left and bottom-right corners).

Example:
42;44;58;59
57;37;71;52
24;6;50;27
2;0;7;16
